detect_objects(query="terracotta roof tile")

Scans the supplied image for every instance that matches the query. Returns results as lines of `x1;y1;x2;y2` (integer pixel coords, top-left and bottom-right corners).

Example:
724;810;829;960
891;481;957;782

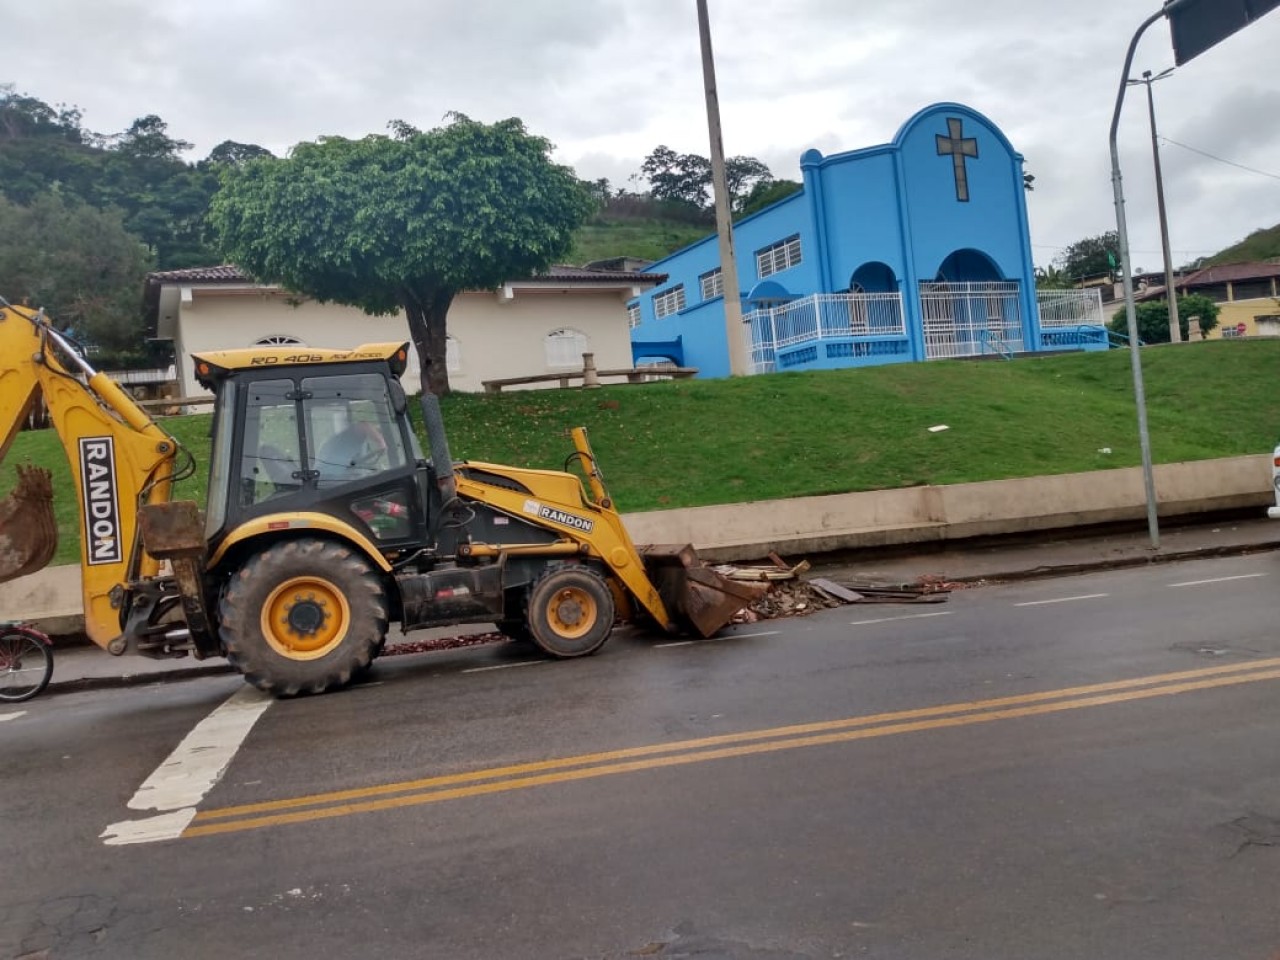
1179;262;1280;286
147;263;667;285
147;265;250;283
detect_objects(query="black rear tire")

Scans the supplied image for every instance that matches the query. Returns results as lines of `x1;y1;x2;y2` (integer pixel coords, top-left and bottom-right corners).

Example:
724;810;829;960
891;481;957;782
526;566;614;658
219;538;387;696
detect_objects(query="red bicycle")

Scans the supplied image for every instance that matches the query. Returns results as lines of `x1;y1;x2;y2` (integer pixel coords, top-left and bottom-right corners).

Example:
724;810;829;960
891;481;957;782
0;623;53;703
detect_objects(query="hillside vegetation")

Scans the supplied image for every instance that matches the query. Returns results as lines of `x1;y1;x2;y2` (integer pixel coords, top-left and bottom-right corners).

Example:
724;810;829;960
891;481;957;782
569;218;712;266
4;340;1276;566
1204;224;1280;266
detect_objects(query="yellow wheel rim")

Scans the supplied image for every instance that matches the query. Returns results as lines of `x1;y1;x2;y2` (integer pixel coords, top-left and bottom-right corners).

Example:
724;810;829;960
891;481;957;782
545;586;598;640
261;576;351;661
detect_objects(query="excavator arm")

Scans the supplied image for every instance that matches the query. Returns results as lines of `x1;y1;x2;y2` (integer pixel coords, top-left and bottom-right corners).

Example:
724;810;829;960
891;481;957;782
0;302;182;651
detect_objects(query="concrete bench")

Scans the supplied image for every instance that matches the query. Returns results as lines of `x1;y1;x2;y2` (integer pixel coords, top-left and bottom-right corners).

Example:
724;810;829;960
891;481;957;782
135;396;216;412
482;367;698;394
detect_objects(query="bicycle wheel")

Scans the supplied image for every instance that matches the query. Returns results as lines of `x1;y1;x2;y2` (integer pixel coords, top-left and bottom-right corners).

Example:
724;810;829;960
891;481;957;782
0;628;53;703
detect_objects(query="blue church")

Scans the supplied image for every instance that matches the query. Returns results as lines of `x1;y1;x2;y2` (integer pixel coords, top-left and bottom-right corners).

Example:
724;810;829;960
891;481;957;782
628;103;1107;376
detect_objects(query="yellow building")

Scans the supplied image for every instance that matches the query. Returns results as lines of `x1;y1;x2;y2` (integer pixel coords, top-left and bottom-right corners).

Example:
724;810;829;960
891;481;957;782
1139;262;1280;339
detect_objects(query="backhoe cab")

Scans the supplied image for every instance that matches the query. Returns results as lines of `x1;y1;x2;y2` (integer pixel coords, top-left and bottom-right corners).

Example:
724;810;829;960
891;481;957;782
0;302;759;696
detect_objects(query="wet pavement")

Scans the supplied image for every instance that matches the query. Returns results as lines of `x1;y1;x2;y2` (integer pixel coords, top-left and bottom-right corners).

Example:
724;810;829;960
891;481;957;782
34;513;1280;696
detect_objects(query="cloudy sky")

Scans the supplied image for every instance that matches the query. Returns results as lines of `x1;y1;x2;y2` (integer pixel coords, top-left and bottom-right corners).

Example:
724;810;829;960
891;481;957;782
10;0;1280;272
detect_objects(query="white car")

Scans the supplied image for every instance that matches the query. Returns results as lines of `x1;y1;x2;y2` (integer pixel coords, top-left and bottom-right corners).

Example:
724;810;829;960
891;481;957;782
1271;443;1280;520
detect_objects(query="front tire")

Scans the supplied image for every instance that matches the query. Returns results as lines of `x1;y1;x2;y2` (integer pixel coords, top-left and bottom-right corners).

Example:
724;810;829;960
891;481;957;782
526;566;614;658
220;538;387;696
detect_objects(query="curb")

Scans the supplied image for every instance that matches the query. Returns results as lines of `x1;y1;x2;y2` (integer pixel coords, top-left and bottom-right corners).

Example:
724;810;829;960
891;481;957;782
930;539;1280;587
36;538;1280;696
44;662;235;697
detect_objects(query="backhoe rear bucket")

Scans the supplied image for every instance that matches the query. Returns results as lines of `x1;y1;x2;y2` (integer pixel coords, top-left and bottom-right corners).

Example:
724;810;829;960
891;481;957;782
0;466;57;585
640;544;769;638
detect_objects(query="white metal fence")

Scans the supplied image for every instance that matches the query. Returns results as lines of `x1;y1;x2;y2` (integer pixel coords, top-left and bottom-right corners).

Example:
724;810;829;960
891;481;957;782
745;284;1110;373
1036;288;1105;327
746;292;905;372
918;281;1024;359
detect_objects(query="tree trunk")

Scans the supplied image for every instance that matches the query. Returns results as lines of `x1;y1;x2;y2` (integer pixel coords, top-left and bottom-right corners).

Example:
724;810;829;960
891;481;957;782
401;286;456;396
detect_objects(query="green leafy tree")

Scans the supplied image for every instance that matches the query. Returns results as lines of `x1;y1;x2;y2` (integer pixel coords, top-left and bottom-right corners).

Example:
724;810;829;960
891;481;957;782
1108;293;1220;343
0;90;219;268
641;145;711;209
1054;231;1120;283
724;156;773;212
738;178;801;217
209;114;594;395
1034;264;1071;290
204;140;274;167
111;115;193;161
0;193;155;365
641;146;774;213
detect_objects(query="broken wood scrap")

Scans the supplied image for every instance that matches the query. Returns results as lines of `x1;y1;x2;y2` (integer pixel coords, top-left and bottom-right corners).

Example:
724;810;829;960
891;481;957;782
807;578;864;602
714;559;811;581
729;572;952;625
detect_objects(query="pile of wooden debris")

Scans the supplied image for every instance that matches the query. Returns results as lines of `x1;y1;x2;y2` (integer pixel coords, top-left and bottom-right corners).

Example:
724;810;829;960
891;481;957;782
716;554;959;624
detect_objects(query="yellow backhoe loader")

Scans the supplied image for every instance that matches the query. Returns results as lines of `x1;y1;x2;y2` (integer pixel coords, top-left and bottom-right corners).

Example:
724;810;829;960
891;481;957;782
0;301;760;695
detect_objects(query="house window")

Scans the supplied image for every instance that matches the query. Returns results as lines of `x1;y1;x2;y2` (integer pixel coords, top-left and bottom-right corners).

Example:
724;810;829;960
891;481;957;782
627;302;641;329
446;336;461;373
700;268;724;301
1231;279;1273;301
545;328;590;368
254;334;306;347
756;235;802;278
653;285;687;319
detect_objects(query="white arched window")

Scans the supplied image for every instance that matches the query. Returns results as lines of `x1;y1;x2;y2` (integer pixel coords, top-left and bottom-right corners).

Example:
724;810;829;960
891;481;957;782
253;334;306;347
544;328;589;369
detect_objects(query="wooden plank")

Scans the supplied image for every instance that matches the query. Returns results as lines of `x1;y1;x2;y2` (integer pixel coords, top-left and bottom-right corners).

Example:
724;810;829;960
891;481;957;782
808;578;865;603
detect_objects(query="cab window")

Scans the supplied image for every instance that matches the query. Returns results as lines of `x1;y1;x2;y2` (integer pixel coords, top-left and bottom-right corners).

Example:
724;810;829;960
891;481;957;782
303;374;407;490
240;379;303;507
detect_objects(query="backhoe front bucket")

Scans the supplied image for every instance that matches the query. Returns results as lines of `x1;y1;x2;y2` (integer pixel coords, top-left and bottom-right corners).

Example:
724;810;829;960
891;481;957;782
640;544;769;638
0;465;57;585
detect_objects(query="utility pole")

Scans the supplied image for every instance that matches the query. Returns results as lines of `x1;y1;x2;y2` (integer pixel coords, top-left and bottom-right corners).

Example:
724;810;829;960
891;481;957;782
696;0;750;376
1131;68;1181;342
1108;0;1280;549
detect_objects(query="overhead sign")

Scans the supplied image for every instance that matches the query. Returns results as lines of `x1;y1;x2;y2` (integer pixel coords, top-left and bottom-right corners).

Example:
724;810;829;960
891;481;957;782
1168;0;1280;65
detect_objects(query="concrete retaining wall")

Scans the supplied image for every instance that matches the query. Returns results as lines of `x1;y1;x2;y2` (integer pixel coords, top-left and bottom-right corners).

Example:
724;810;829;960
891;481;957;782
621;454;1275;561
2;455;1272;631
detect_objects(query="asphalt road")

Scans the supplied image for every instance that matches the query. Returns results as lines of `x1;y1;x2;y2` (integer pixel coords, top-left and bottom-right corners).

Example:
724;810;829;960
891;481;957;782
3;551;1279;960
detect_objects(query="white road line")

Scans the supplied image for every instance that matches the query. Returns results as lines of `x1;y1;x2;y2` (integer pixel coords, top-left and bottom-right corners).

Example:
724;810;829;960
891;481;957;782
851;611;954;626
1014;593;1109;607
101;685;272;846
0;711;25;722
1168;573;1268;588
655;629;781;649
462;660;545;673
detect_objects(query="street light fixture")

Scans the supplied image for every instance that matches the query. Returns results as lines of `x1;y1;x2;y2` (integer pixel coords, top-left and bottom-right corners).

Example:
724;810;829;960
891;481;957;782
1127;66;1181;344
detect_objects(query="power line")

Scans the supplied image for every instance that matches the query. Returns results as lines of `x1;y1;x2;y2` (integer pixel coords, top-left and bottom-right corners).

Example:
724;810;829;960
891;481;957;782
1159;136;1280;182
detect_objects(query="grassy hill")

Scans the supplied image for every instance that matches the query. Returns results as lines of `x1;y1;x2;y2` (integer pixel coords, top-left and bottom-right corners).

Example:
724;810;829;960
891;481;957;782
569;218;712;267
4;340;1276;566
1204;224;1280;266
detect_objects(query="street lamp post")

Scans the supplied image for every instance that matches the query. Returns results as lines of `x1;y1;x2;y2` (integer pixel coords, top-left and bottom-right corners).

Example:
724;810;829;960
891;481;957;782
1129;67;1181;343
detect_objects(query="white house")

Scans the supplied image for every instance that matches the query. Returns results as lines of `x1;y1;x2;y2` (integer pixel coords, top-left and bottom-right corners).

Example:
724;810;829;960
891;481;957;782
144;264;667;396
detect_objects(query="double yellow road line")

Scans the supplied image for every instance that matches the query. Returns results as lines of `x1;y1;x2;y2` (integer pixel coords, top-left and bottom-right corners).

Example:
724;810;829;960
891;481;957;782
184;657;1280;839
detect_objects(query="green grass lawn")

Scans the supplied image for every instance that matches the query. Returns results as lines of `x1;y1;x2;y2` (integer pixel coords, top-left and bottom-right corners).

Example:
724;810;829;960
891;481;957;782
5;340;1277;566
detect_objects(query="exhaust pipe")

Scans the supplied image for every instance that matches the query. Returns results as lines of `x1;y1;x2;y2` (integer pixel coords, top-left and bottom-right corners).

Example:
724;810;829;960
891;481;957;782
418;393;457;502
